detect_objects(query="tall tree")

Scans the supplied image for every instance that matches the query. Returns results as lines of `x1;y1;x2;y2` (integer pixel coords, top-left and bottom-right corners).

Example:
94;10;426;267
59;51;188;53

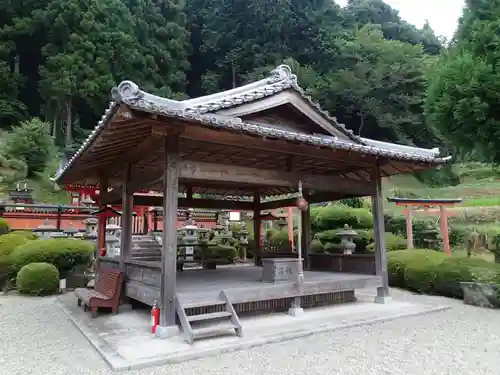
425;0;500;163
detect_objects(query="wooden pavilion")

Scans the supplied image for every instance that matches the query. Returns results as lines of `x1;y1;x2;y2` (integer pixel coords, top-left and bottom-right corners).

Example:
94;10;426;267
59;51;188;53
55;65;450;340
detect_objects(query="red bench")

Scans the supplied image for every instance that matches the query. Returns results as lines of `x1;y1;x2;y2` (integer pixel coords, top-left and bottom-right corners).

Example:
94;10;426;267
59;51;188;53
75;268;124;318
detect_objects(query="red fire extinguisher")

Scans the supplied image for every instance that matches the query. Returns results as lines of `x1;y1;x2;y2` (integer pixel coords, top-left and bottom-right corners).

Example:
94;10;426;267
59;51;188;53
151;301;160;335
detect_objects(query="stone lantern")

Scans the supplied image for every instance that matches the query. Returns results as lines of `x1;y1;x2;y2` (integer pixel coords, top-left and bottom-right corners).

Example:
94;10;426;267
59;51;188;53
83;217;98;236
198;225;210;243
179;219;198;266
64;222;79;238
337;224;358;255
277;216;287;231
106;223;121;258
220;218;233;245
33;219;57;239
238;221;249;261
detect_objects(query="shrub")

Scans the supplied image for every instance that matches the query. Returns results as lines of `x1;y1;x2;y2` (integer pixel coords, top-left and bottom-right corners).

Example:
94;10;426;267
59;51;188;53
311;205;373;232
367;232;407;252
387;249;447;288
449;226;471;248
384;214;438;248
9;238;94;278
315;228;373;252
433;257;500;299
0;217;9;235
200;244;238;263
10;231;37;240
16;262;59;295
311;239;324;253
404;251;448;293
268;230;290;248
0;232;37;259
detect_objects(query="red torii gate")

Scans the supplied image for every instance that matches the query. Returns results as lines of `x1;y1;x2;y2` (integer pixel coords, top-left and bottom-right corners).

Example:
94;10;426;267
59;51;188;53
387;197;463;256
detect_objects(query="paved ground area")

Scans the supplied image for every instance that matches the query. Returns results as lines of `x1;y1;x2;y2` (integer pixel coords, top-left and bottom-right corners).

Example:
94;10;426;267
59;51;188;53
1;289;499;375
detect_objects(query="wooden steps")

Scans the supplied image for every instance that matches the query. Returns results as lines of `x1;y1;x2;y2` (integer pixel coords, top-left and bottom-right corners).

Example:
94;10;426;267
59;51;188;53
176;291;243;345
131;235;162;262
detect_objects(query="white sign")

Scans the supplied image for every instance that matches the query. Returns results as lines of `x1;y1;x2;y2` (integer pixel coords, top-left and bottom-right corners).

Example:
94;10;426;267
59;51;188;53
185;246;194;255
229;211;241;221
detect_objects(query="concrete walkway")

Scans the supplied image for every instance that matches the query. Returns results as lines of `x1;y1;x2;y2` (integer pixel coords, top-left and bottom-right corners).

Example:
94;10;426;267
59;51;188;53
1;289;499;375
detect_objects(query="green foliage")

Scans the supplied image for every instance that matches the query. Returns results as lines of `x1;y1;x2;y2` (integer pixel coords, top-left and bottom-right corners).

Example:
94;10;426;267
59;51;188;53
199;243;238;263
16;262;59;296
0;218;9;235
0;232;38;259
433;257;500;299
5;118;55;177
311;205;373;232
387;249;447;288
366;232;407;252
311;239;324;253
9;238;94;278
388;250;500;299
315;228;373;253
268;230;290;248
425;0;500;164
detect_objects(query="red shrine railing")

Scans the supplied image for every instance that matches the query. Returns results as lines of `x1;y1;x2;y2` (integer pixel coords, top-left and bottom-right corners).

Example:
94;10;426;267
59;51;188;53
0;204;219;234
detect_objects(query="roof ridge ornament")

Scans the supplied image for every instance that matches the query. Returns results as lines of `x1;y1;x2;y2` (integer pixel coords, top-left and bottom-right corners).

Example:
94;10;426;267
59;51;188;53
270;65;297;83
111;81;143;103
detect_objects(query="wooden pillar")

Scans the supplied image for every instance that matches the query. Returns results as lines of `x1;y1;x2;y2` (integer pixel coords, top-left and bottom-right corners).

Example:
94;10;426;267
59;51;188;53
253;191;262;266
440;205;451;256
119;163;133;270
159;135;180;337
405;207;414;249
287;207;294;250
371;165;391;304
97;176;108;261
300;199;312;270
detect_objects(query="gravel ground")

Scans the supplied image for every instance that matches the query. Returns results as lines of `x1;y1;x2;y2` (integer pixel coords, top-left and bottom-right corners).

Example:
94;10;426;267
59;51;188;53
1;289;499;375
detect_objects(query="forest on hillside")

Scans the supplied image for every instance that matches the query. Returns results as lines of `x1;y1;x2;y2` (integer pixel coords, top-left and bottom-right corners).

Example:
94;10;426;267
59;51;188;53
1;0;444;149
0;0;499;188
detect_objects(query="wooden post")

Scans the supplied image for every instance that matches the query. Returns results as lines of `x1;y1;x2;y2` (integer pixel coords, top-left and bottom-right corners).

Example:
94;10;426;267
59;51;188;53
120;163;133;270
159;135;180;337
287;207;294;250
440;205;451;256
300;196;312;270
253;191;262;266
371;165;391;304
97;176;108;261
56;205;62;231
404;207;414;249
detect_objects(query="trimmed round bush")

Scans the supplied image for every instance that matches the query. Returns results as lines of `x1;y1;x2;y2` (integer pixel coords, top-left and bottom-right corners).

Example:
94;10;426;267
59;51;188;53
16;262;59;295
9;238;94;278
367;232;407;252
387;249;447;288
0;217;9;235
433;257;500;299
311;205;373;232
268;230;290;247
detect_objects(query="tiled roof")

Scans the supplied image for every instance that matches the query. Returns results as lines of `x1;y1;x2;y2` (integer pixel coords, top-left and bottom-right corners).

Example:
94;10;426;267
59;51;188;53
55;65;451;183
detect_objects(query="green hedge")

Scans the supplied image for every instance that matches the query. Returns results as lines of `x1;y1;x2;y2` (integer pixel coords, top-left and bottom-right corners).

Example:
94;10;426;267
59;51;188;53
0;232;38;259
311;205;373;232
194;243;238;264
0;217;9;235
10;238;94;278
366;232;407;252
388;250;500;298
16;262;59;295
433;258;500;299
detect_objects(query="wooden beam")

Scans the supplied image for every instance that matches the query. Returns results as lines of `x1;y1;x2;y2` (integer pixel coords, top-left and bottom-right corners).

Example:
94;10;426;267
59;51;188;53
160;134;180;333
130;195;255;210
260;191;355;210
178;161;374;195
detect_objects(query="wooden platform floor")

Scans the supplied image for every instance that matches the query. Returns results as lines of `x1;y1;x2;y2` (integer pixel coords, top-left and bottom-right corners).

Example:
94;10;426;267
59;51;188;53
173;265;382;305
